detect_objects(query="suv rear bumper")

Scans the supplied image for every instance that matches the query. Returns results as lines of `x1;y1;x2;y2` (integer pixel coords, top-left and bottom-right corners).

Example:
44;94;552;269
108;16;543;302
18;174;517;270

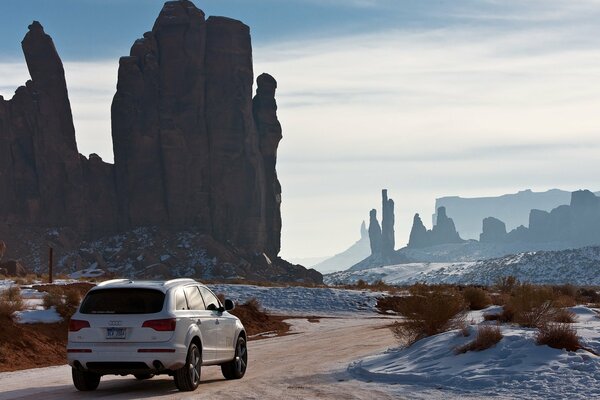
67;343;187;373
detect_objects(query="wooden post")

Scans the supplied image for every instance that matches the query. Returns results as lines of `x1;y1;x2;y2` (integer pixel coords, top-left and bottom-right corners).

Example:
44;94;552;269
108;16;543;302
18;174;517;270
48;246;53;284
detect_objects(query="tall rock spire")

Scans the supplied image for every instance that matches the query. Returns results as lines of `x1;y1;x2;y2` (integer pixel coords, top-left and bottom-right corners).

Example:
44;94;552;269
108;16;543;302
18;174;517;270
381;189;395;256
368;209;382;256
253;73;283;257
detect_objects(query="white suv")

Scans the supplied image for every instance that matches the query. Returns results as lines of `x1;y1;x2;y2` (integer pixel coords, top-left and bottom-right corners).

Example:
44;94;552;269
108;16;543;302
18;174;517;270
67;278;247;392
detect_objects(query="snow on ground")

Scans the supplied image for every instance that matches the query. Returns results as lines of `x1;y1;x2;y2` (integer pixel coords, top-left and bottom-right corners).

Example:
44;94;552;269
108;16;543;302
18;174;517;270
68;263;104;279
327;246;600;285
349;305;600;399
14;307;62;324
208;284;382;315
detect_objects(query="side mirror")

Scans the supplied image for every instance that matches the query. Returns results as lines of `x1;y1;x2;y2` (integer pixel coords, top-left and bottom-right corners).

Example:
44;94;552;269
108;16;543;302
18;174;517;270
224;299;235;311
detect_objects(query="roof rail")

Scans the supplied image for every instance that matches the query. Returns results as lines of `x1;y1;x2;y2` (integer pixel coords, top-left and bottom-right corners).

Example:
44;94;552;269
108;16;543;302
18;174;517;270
97;278;132;287
163;278;197;287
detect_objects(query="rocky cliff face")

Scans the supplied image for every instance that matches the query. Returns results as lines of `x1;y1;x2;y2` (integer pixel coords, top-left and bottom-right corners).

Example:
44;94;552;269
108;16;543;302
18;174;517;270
0;22;85;230
0;1;320;283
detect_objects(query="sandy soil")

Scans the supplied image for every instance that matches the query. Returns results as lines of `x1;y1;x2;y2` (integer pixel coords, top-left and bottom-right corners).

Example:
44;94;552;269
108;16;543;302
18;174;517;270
0;316;404;400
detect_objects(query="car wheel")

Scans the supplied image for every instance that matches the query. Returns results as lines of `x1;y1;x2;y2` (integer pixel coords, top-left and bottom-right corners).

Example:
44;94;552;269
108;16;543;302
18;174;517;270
221;336;248;380
174;343;201;391
72;368;101;391
134;373;154;380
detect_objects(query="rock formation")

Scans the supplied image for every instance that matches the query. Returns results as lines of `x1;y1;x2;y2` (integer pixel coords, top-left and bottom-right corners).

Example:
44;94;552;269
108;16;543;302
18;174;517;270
381;189;395;257
434;189;580;240
498;190;600;247
0;1;320;283
408;214;428;248
350;190;409;271
368;209;382;256
253;73;283;257
408;207;464;248
0;22;87;230
479;217;507;243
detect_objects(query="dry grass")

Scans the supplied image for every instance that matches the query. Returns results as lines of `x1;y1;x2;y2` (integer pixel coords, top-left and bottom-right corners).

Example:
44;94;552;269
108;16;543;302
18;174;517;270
389;285;467;345
495;275;519;294
42;290;80;319
462;287;492;310
456;325;503;354
551;308;577;323
0;286;24;319
502;284;558;327
40;285;87;319
536;323;581;351
576;288;600;304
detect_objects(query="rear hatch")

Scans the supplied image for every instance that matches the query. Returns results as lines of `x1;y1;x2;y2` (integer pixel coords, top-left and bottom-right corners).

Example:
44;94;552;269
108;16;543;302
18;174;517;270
69;288;175;343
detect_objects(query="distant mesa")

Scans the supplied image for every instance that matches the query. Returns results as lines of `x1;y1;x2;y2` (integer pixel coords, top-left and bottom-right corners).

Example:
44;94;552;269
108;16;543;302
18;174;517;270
483;190;600;247
407;207;465;248
434;189;595;240
0;1;321;283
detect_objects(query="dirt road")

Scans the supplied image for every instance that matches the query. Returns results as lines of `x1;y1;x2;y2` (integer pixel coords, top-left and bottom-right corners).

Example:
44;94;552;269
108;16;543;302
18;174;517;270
0;316;403;400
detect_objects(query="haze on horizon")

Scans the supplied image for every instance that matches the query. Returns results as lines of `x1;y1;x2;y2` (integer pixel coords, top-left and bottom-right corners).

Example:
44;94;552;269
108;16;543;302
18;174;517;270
2;0;600;261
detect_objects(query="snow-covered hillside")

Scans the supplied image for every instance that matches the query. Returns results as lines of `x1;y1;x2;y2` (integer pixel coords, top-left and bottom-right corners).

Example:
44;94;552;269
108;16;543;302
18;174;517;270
327;246;600;285
350;305;600;399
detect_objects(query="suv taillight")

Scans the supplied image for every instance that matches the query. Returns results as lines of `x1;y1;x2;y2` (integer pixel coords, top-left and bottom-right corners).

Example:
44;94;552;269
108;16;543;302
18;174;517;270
142;318;176;331
69;319;90;332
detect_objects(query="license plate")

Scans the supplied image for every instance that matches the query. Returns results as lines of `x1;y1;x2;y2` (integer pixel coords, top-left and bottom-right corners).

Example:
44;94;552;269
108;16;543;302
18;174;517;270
106;327;126;339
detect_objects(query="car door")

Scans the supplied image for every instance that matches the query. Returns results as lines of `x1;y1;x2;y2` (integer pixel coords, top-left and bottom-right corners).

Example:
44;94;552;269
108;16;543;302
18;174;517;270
199;286;236;361
183;285;218;363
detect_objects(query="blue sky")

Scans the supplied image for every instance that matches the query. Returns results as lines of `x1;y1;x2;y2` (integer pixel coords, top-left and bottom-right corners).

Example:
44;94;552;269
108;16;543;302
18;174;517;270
2;1;600;263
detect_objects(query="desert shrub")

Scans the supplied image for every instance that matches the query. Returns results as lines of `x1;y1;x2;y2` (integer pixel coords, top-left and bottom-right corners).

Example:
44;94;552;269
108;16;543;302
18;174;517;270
489;292;510;306
553;284;577;298
456;325;503;354
0;286;24;319
43;288;81;319
495;276;519;294
462;287;492;310
554;294;577;308
390;285;466;345
505;284;557;327
552;308;577;323
536;323;581;351
577;288;600;304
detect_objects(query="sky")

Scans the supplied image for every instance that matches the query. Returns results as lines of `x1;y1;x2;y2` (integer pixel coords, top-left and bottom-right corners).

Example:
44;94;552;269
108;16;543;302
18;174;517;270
2;0;600;262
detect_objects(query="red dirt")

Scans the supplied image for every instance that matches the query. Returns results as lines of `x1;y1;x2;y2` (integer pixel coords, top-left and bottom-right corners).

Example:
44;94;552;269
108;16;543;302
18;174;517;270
0;316;68;372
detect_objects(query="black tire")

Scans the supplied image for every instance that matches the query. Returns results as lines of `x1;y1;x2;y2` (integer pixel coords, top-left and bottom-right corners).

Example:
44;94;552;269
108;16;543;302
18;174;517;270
221;336;248;380
134;373;154;380
174;343;201;391
72;368;100;391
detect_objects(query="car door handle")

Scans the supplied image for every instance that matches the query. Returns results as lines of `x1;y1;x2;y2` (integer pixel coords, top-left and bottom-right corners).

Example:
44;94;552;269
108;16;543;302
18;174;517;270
196;319;202;325
215;319;220;325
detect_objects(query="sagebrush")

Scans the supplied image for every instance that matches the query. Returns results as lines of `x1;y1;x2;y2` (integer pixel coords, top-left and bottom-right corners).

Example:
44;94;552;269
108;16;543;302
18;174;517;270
536;323;581;351
0;286;24;319
390;285;466;345
456;325;503;354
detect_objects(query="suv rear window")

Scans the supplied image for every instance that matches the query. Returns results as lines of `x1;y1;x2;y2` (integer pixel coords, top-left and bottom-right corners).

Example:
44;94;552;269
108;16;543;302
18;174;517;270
80;288;165;314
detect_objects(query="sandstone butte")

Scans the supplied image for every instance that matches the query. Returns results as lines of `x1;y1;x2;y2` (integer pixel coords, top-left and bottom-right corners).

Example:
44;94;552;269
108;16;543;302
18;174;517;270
0;0;322;284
